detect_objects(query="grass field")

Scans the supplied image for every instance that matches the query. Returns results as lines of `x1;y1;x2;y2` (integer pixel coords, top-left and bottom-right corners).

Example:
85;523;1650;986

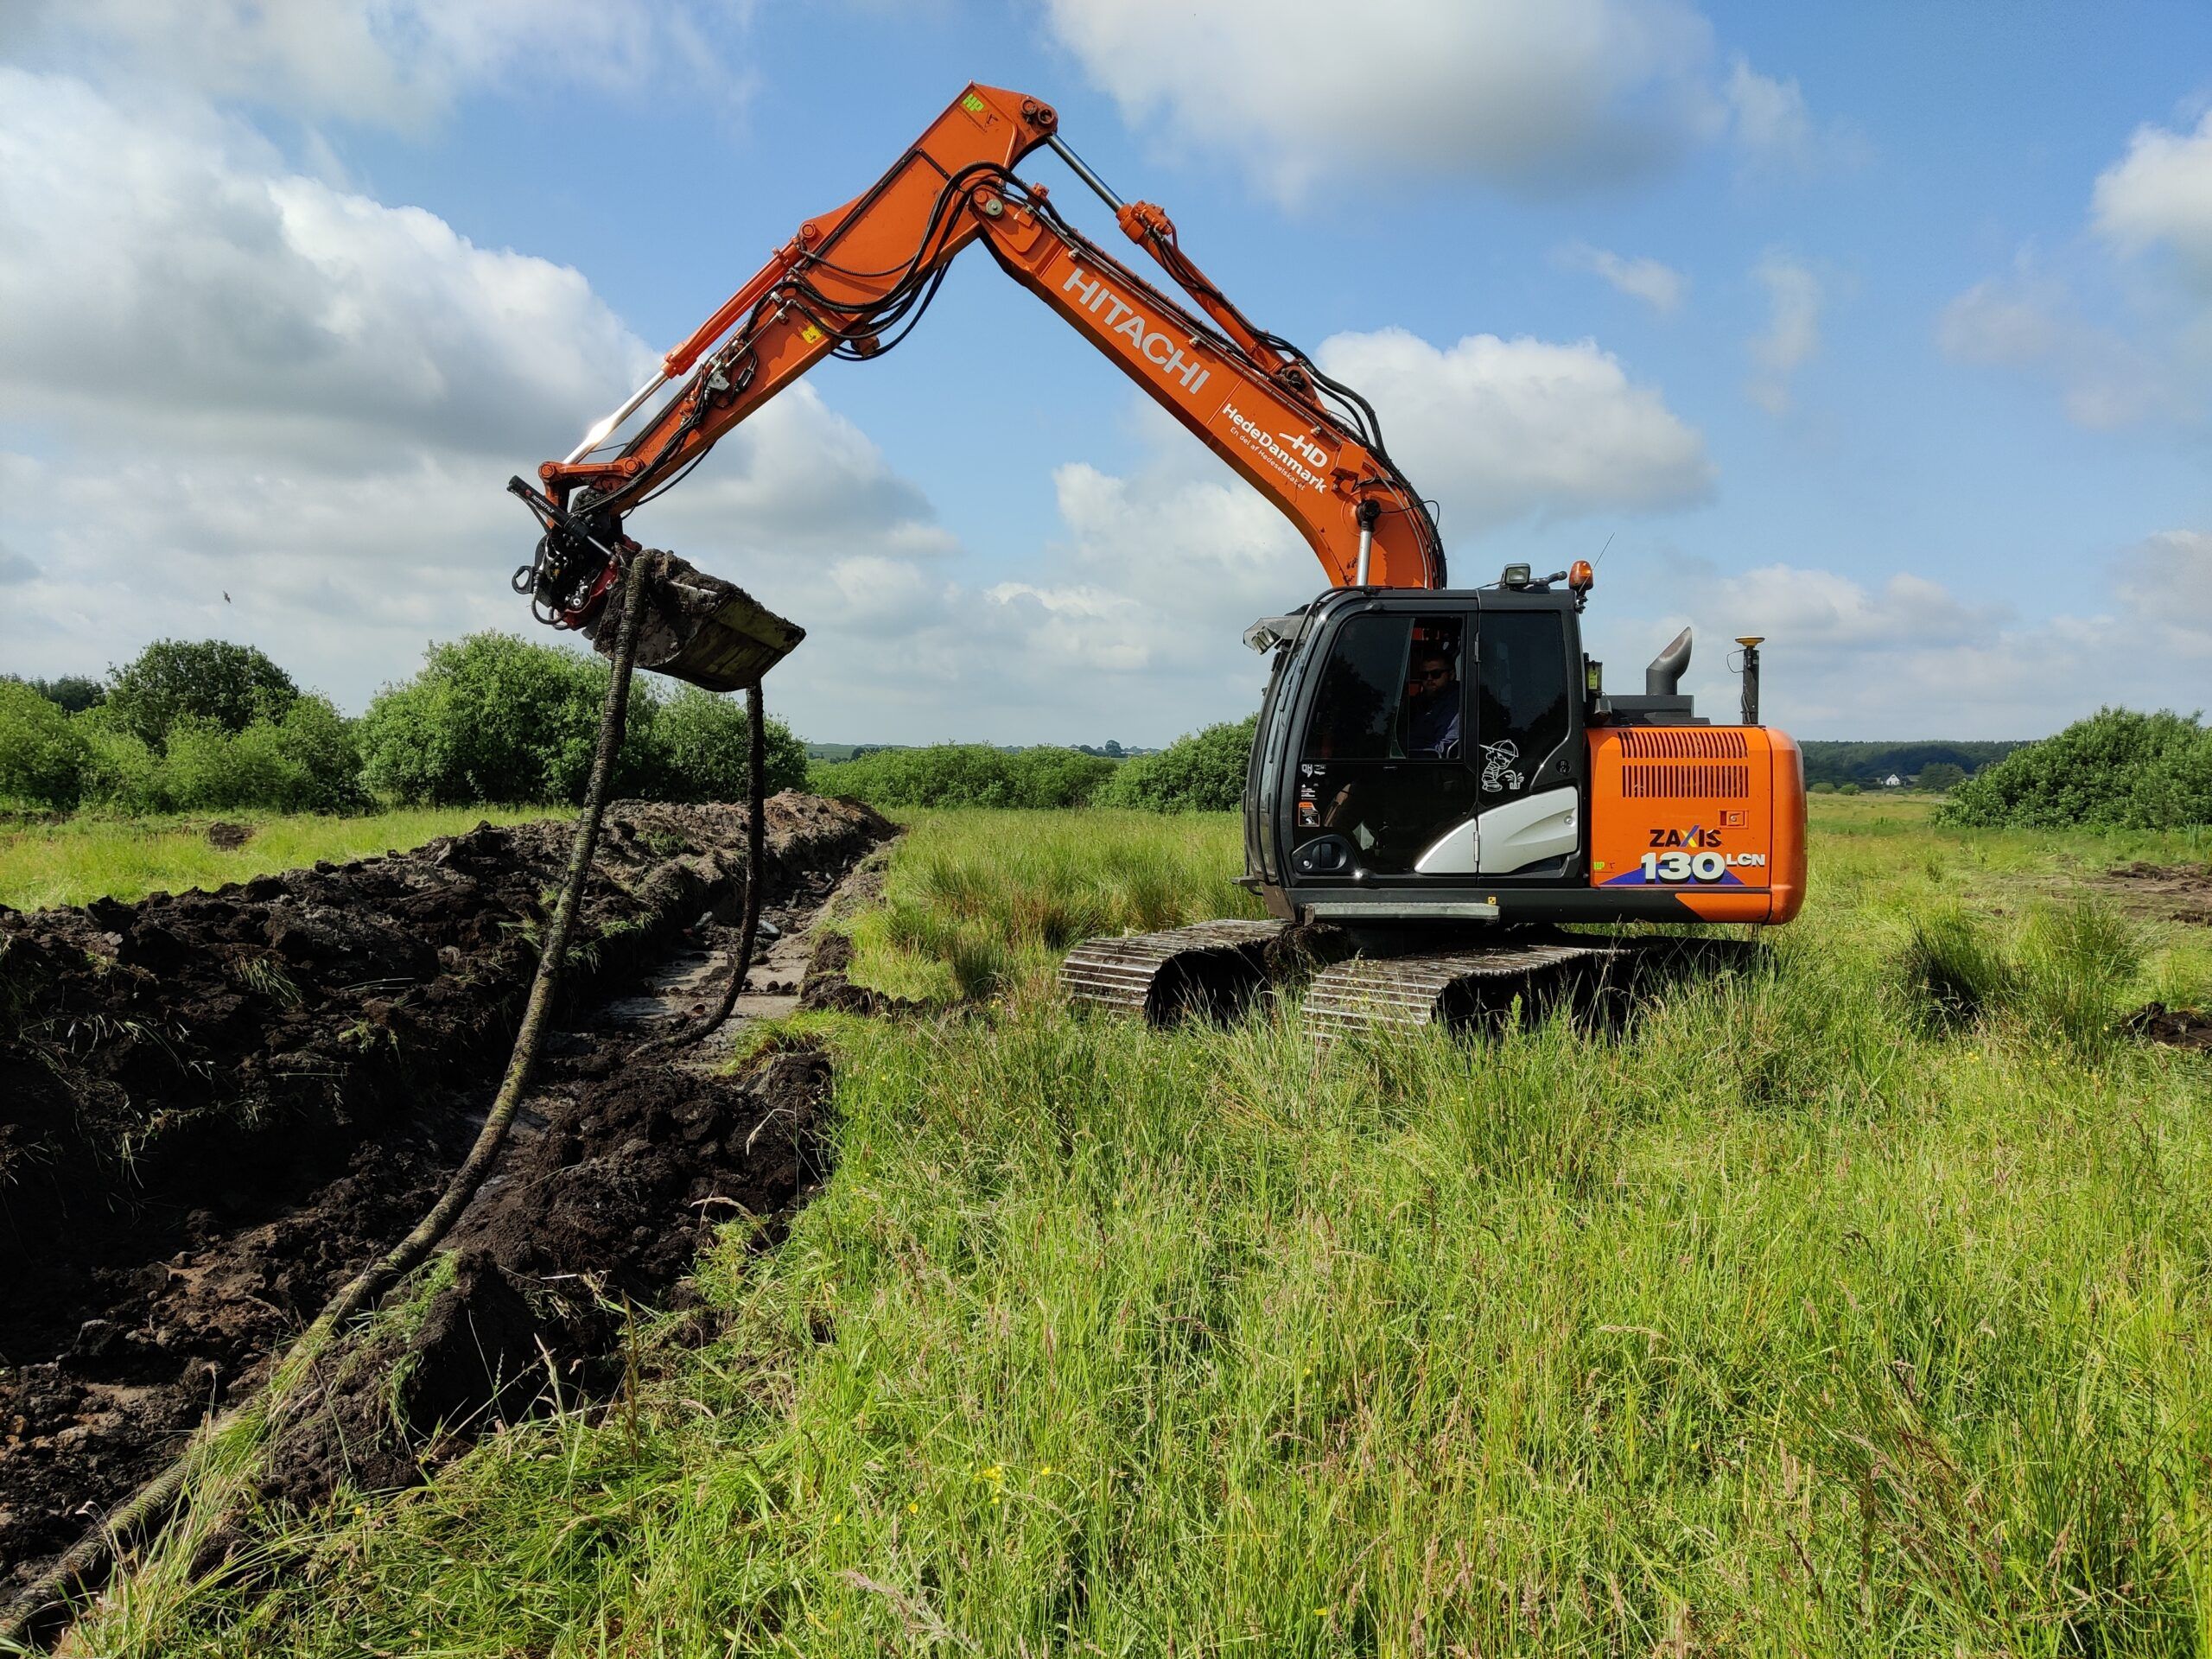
0;805;559;912
63;799;2212;1655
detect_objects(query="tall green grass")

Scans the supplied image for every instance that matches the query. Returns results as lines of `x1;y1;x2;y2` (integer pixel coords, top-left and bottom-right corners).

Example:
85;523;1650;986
847;809;1264;1000
69;801;2212;1655
0;805;557;912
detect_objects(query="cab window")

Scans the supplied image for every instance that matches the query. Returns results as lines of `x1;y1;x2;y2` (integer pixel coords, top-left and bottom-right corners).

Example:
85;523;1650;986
1473;611;1570;800
1301;614;1465;761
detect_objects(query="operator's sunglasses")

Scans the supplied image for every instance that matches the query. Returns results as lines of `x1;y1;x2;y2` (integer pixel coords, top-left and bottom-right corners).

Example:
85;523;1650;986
1414;666;1452;683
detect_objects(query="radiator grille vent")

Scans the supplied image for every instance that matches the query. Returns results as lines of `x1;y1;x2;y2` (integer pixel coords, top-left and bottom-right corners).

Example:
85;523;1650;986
1618;727;1750;759
1623;763;1751;800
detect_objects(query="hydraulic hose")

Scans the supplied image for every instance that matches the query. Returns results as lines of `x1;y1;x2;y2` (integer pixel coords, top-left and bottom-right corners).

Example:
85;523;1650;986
0;554;659;1655
642;680;768;1055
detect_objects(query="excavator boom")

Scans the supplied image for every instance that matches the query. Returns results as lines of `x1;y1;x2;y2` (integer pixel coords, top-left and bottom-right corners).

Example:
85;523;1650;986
521;82;1441;639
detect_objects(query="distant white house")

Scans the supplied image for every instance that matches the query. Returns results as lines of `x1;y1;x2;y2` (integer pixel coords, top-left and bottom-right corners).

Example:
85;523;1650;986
1882;773;1904;787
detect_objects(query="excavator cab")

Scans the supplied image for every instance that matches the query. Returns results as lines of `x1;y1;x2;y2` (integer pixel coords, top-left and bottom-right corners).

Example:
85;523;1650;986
1242;580;1806;932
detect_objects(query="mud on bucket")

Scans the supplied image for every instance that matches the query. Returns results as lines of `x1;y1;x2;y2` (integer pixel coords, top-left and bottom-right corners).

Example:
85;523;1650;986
589;550;804;691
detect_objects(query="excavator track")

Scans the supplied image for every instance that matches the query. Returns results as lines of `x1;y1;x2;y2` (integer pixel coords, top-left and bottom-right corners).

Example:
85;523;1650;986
1301;940;1627;1042
1060;919;1281;1024
1062;922;1641;1040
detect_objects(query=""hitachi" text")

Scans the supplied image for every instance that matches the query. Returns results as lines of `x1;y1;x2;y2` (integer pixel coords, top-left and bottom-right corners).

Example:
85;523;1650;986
1060;269;1210;394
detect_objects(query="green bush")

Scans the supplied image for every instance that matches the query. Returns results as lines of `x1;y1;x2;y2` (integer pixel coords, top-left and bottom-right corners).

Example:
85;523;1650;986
1938;708;2212;830
360;632;804;808
103;639;299;750
999;747;1119;809
57;697;364;815
0;680;92;808
358;632;646;806
639;686;809;803
156;697;364;813
810;745;1114;810
22;631;826;817
1095;716;1255;812
74;724;168;813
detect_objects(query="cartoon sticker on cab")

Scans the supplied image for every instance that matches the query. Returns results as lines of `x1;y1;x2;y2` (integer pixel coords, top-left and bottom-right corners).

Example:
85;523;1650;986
1480;740;1522;793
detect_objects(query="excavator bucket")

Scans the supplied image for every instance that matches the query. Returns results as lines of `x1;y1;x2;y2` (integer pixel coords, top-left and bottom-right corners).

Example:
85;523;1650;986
591;550;804;691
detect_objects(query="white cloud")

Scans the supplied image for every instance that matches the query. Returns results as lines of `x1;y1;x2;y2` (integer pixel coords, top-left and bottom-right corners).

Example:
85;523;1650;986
2092;111;2212;286
1315;328;1713;531
1651;544;2212;736
765;321;1708;741
535;317;1707;741
1040;0;1822;201
2124;530;2212;662
3;447;534;697
0;62;1387;747
0;0;747;130
1946;113;2212;429
1723;56;1815;172
1556;243;1687;313
0;71;964;727
0;69;647;461
1745;252;1822;413
0;68;1295;745
644;450;1317;745
629;387;958;564
1936;269;2178;429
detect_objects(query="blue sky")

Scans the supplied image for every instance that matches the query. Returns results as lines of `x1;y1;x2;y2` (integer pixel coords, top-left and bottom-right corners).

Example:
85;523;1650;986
3;1;2208;744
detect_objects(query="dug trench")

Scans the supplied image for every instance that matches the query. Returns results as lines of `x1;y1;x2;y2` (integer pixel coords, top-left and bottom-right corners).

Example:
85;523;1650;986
0;793;893;1599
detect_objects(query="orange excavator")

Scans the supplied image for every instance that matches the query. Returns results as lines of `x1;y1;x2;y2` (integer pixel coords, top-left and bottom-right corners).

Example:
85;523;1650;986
512;82;1805;1037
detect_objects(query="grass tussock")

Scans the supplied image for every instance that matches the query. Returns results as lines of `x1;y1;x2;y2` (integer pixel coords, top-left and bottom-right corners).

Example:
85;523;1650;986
1897;897;2152;1055
69;798;2212;1656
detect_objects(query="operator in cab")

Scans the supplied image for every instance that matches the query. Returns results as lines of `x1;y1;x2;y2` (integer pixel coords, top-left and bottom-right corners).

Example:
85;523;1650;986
1407;647;1461;758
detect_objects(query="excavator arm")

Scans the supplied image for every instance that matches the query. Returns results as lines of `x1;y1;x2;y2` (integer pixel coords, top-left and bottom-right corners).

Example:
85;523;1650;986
514;83;1443;632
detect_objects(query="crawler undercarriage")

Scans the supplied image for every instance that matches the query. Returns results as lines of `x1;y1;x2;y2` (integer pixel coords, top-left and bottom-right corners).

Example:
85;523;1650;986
1062;920;1754;1040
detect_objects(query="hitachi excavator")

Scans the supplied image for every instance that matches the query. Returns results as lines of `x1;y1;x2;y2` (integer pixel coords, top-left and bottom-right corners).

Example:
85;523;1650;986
511;82;1805;1039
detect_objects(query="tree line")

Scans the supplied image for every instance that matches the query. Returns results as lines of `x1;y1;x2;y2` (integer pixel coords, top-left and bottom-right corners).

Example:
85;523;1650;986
1797;740;2022;790
0;636;805;814
0;636;1246;817
10;640;2198;828
804;718;1252;812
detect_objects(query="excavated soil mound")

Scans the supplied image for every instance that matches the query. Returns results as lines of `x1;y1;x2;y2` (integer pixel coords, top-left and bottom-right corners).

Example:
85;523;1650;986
2128;1002;2212;1055
2102;861;2212;926
263;1046;831;1512
0;793;890;1594
797;931;931;1018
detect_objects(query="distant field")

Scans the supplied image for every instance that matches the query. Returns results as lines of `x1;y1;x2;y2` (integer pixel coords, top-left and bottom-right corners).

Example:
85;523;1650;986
0;806;557;912
86;792;2212;1656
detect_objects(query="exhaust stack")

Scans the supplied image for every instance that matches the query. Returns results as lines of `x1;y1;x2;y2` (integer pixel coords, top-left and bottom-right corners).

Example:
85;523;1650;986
1645;627;1692;696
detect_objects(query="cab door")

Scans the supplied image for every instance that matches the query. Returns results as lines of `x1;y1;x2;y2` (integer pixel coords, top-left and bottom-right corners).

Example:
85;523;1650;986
1467;606;1584;877
1284;607;1479;880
